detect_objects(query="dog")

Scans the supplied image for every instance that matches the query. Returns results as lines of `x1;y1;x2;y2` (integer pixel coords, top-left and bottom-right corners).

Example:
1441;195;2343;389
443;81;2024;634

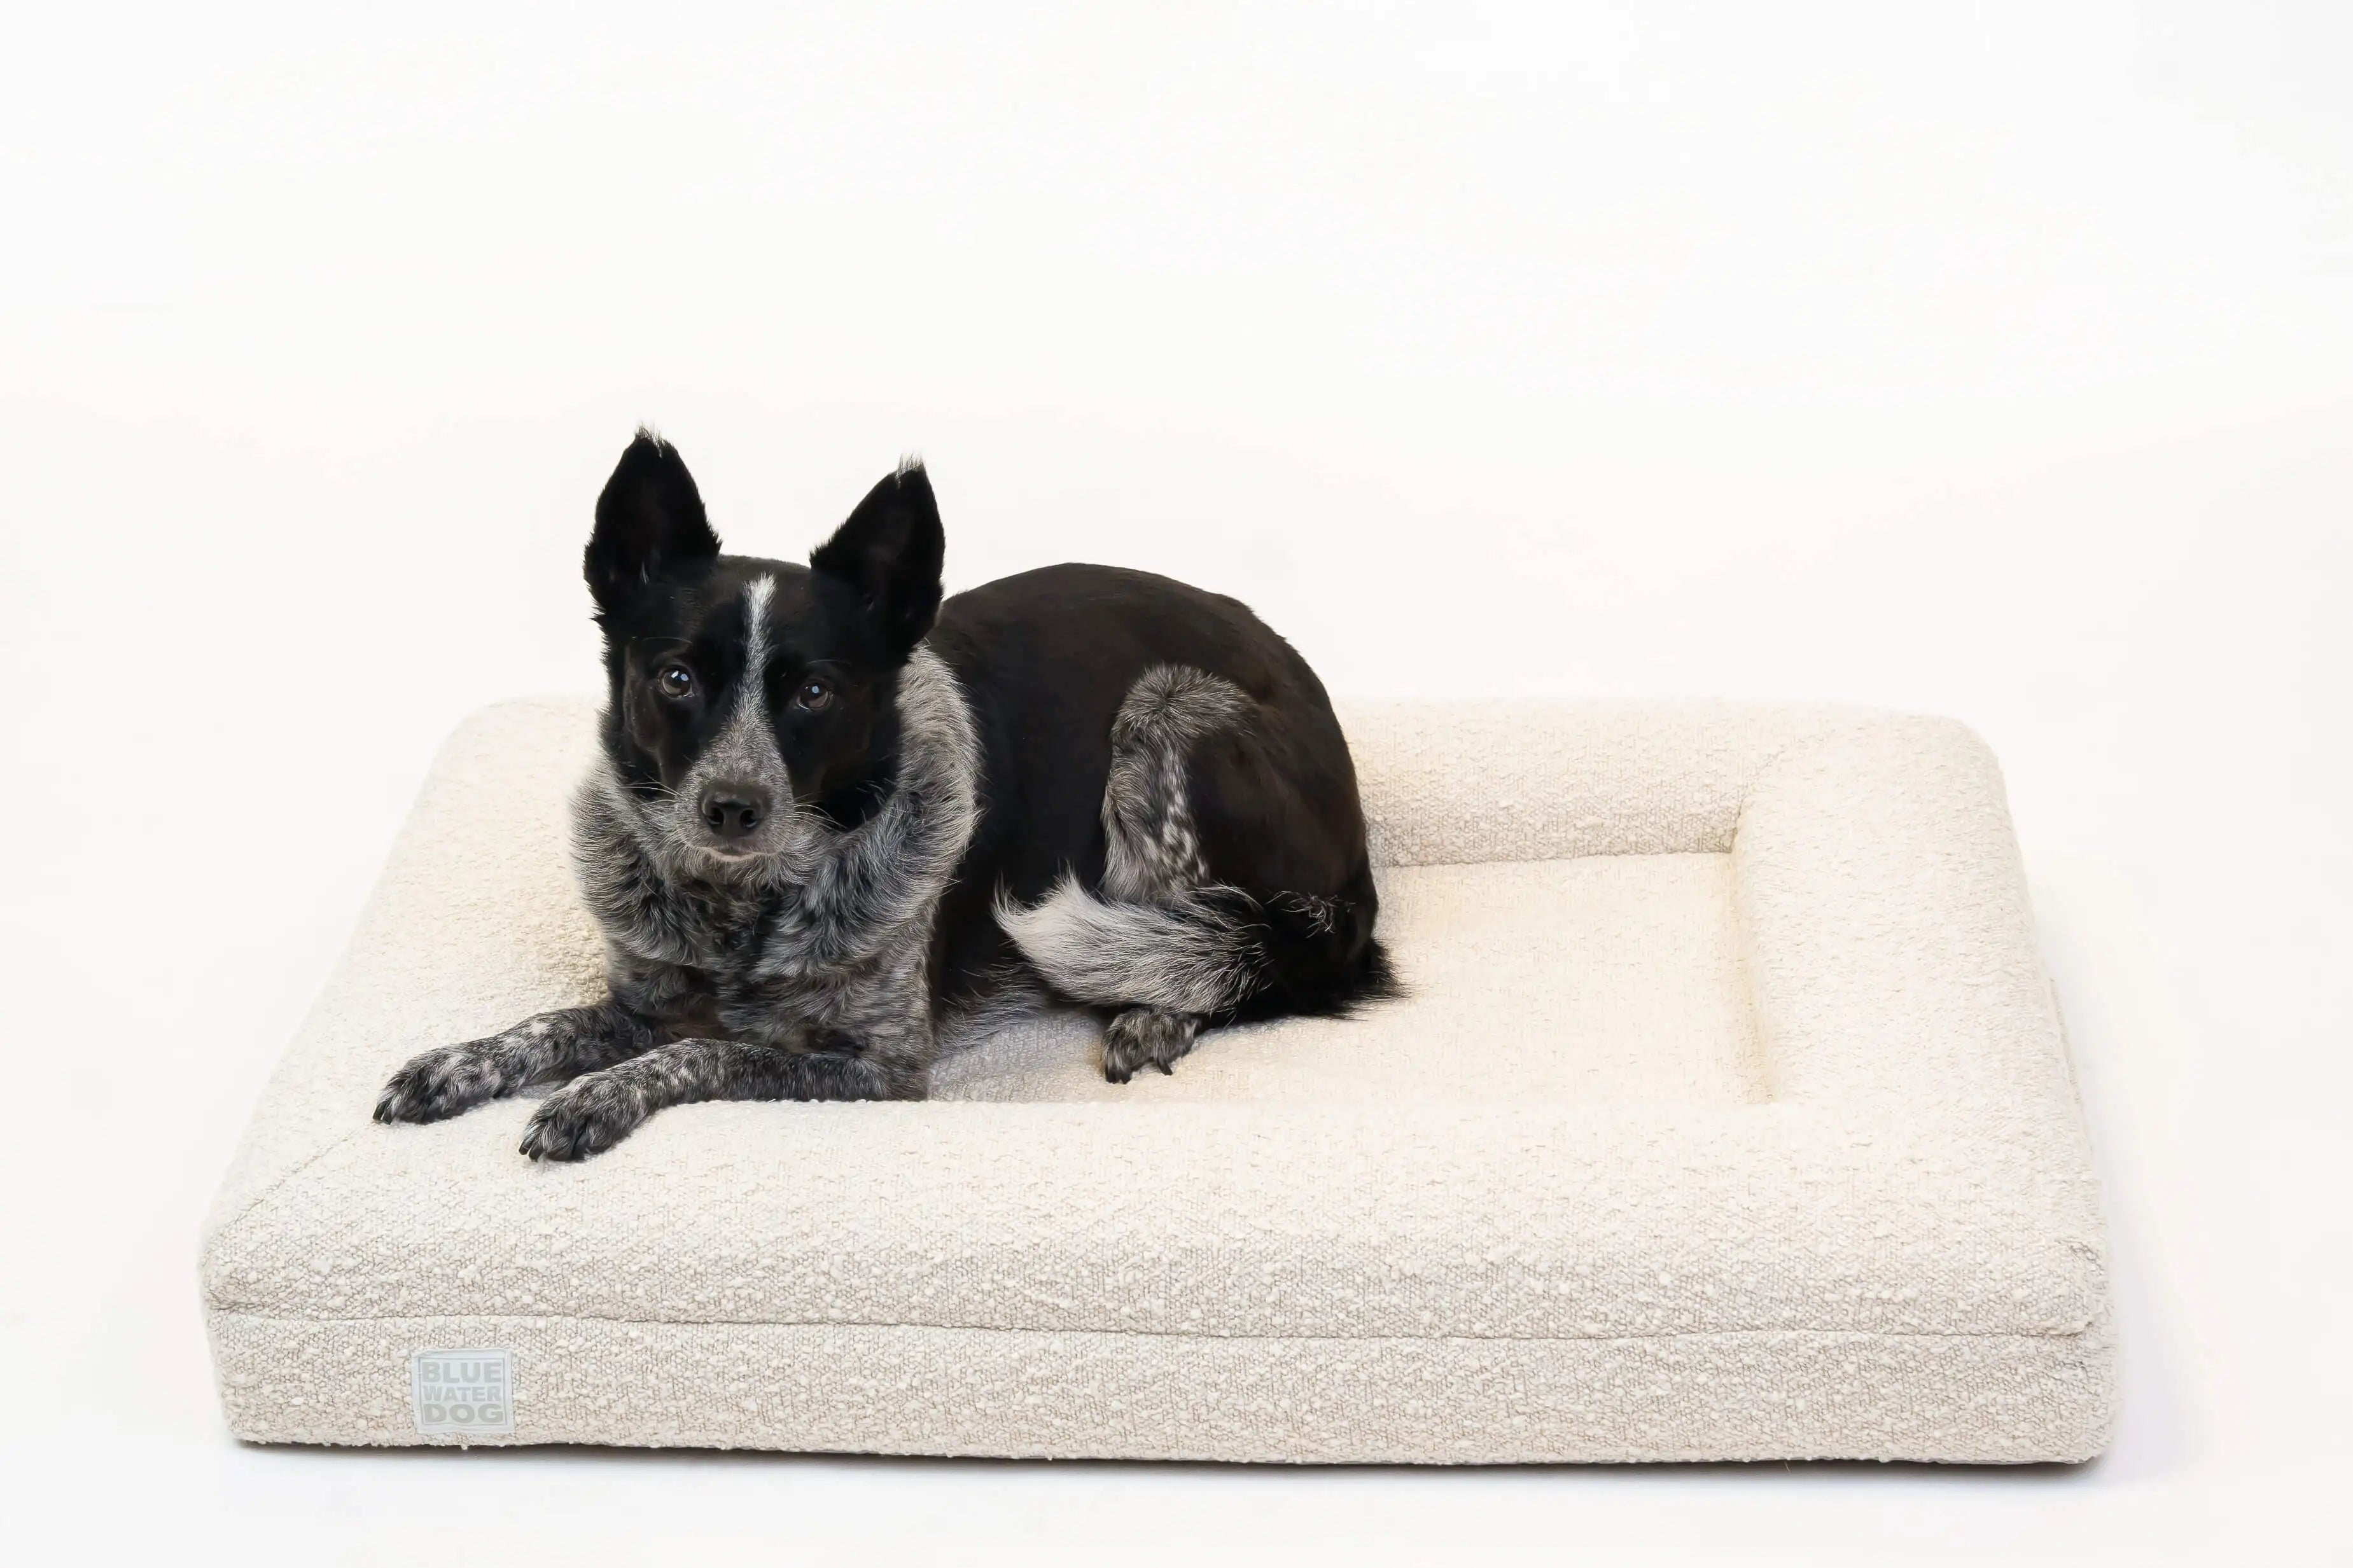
374;431;1393;1159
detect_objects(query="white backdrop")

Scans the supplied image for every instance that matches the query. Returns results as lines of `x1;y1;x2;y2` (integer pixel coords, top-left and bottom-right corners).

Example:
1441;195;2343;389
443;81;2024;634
2;4;2346;1562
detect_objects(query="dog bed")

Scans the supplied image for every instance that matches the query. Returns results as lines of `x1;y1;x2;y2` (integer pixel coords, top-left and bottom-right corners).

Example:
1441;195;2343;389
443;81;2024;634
201;698;2113;1462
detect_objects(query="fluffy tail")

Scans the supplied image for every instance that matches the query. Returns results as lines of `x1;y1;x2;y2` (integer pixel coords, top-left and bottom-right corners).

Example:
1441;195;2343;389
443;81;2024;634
996;875;1395;1022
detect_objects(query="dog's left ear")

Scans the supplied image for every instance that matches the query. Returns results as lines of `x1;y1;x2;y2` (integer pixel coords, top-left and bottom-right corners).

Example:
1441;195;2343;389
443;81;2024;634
811;459;946;658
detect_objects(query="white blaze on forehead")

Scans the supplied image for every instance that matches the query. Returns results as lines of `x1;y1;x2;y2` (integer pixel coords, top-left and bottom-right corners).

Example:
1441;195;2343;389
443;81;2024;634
699;571;789;791
741;574;776;683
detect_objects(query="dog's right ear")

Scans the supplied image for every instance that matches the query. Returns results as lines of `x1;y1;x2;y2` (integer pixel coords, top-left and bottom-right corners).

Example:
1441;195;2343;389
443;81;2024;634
585;429;721;611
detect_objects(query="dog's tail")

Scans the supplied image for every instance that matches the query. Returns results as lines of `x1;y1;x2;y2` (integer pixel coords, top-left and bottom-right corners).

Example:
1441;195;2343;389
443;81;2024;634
995;875;1396;1022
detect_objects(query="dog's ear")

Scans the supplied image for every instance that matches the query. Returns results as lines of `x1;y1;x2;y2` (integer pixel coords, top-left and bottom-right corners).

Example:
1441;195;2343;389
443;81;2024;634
810;459;945;657
585;429;721;611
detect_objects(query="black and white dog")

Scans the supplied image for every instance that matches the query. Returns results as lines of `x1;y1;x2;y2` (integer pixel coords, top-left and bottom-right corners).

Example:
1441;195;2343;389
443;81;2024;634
375;432;1392;1159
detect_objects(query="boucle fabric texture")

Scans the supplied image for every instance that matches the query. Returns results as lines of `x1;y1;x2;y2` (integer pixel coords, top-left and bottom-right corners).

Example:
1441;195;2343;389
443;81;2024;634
200;698;2113;1463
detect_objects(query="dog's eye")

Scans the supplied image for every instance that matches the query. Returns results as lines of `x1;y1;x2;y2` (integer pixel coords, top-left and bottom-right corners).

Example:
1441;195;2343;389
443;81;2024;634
655;664;695;700
795;678;833;712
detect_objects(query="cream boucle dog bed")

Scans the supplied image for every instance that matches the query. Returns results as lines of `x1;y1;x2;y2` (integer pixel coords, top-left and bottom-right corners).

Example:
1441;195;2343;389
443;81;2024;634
201;698;2113;1463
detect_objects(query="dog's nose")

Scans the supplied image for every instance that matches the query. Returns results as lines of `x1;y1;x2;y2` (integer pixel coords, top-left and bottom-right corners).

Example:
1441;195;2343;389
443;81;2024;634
698;784;771;840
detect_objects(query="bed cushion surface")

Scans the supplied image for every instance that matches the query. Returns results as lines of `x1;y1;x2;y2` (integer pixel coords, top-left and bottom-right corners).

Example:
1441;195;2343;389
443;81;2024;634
201;697;2112;1462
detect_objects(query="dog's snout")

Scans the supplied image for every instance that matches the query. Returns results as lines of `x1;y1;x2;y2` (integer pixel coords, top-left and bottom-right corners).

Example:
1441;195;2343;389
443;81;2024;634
698;783;771;840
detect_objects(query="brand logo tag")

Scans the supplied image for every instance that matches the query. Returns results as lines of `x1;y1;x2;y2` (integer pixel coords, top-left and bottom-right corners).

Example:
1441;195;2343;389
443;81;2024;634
410;1348;515;1436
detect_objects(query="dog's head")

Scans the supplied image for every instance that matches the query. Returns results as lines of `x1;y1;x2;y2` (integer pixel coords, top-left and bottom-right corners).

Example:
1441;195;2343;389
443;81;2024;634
583;429;944;871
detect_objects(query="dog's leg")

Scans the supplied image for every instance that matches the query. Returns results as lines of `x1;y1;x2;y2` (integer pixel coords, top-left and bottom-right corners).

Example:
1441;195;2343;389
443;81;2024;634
1101;1006;1203;1082
373;1001;660;1125
1091;666;1243;1081
516;1036;916;1161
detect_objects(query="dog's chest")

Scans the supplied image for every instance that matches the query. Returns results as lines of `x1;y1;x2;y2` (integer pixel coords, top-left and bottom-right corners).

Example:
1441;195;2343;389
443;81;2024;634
641;876;784;975
620;872;899;1012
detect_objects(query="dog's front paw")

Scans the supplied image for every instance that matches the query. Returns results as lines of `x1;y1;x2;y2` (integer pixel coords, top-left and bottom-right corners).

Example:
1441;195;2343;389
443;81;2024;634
517;1069;648;1162
375;1042;507;1125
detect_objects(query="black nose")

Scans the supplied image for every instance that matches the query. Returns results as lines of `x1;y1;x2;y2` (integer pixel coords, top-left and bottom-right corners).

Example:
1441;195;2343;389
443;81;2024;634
698;784;771;840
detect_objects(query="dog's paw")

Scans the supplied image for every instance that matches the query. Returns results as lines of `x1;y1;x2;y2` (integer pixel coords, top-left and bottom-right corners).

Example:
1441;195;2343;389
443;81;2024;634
517;1069;648;1162
1101;1008;1203;1084
374;1043;506;1125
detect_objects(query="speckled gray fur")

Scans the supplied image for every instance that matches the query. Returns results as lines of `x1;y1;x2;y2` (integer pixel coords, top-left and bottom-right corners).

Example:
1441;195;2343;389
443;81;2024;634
375;644;980;1157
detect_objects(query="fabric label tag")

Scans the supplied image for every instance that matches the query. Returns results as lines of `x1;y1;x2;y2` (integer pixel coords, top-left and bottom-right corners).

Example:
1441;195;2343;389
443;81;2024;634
410;1348;515;1436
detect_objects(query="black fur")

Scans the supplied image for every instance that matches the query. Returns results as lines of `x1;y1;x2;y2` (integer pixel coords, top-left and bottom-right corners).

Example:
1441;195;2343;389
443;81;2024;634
375;430;1392;1156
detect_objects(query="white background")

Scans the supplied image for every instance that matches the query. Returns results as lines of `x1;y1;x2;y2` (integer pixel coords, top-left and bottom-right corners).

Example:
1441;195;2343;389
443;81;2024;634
2;3;2347;1562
